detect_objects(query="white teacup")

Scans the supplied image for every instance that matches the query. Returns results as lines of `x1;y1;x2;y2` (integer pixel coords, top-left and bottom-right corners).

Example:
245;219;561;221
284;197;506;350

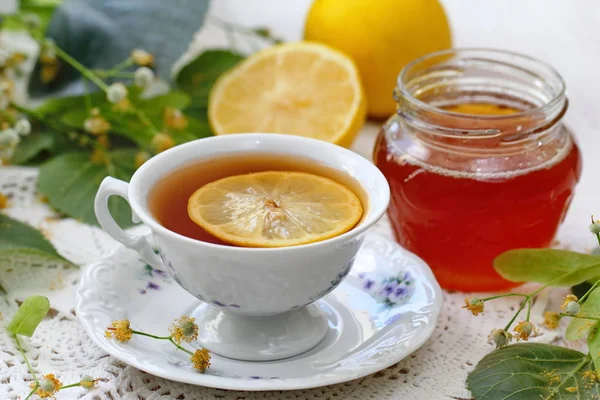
95;133;389;361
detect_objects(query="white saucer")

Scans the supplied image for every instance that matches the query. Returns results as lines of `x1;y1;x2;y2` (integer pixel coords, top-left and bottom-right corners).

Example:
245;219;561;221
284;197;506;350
76;233;442;391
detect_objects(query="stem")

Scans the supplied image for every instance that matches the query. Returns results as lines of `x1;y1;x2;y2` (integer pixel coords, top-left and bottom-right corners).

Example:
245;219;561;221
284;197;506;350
131;330;171;340
482;293;529;301
168;337;194;356
83;78;92;111
53;46;109;91
59;382;82;390
504;297;530;331
14;335;38;385
525;297;532;322
102;58;134;77
133;108;160;135
579;279;600;303
559;313;600;321
93;70;136;79
24;385;37;400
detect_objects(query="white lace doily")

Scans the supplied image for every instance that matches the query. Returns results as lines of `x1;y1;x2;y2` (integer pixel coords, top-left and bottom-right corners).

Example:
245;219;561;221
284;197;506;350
0;165;577;400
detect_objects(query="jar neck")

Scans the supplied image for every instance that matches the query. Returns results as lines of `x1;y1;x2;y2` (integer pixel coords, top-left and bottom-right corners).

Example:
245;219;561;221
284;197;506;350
393;49;568;155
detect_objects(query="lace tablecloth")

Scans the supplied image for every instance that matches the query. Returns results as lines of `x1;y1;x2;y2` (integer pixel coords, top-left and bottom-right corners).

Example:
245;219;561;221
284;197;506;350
1;0;597;398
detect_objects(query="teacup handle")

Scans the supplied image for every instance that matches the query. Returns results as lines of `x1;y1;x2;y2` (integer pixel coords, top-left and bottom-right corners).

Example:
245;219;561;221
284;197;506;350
94;177;164;270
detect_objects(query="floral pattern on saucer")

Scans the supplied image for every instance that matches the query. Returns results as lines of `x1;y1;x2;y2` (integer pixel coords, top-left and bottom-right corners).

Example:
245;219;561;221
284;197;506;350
358;271;414;308
136;260;172;295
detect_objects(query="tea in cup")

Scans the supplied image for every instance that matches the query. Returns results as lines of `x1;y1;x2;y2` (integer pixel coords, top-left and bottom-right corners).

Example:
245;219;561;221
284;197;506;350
95;133;390;361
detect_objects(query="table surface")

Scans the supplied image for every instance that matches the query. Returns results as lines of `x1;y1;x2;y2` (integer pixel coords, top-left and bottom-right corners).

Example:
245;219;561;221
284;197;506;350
1;1;598;399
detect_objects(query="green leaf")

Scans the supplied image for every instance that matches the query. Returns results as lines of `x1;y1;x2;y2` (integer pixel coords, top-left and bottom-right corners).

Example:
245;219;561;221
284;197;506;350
175;50;244;117
6;295;50;337
28;0;210;98
2;0;62;33
467;343;600;399
494;249;600;286
566;287;600;340
589;323;600;376
12;132;55;165
37;150;136;227
0;214;61;256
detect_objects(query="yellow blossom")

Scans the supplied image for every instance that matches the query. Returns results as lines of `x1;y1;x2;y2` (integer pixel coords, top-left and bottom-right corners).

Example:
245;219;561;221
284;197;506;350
132;49;154;66
80;375;97;389
113;97;133;112
582;370;597;388
561;294;578;309
151;133;174;153
84;110;111;136
90;147;107;165
164;107;188;130
134;151;151;168
543;311;560;330
191;348;211;372
32;373;62;398
462;297;484;316
40;60;59;84
565;387;577;393
514;321;538;341
0;192;9;209
541;369;561;385
97;134;109;148
169;316;199;344
105;319;133;342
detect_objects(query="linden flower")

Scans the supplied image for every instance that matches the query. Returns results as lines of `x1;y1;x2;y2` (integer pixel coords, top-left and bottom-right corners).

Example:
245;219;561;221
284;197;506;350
462;297;484;316
151;133;174;153
14;119;31;136
513;321;538;341
80;375;97;389
134;66;154;88
169;316;199;344
134;151;151;169
113;97;133;113
164;107;188;130
90;147;107;165
106;83;128;104
582;370;597;388
32;373;62;398
84;109;111;135
488;329;512;349
541;369;561;385
132;49;154;66
191;348;211;372
105;319;133;342
561;294;578;309
0;192;9;209
561;294;580;315
543;311;560;330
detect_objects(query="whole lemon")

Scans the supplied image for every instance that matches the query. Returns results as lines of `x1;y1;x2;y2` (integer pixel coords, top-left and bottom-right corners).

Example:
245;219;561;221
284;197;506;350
304;0;452;118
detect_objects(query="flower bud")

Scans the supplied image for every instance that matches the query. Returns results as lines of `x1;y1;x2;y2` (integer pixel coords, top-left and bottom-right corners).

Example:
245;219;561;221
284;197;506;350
14;119;31;136
134;67;154;88
488;329;512;348
590;222;600;234
106;83;128;104
565;301;580;315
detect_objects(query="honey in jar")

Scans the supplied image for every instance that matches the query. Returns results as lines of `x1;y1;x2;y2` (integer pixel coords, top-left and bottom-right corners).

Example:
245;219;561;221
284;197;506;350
373;49;582;292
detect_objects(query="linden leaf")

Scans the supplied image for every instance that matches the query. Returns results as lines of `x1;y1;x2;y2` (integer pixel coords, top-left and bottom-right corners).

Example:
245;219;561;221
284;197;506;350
28;0;210;98
467;343;600;399
566;287;600;340
0;214;66;262
494;249;600;286
175;50;244;118
37;151;135;227
588;323;600;376
7;295;50;337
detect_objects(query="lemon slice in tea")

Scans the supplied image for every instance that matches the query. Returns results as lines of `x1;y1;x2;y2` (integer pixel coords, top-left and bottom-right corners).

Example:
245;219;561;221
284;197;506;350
187;171;363;247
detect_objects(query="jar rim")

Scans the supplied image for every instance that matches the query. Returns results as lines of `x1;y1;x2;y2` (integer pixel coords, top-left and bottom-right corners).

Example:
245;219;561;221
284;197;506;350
396;48;566;121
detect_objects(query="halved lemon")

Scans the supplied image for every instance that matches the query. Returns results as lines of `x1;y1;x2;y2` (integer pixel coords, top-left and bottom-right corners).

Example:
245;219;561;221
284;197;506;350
187;171;363;247
208;42;366;148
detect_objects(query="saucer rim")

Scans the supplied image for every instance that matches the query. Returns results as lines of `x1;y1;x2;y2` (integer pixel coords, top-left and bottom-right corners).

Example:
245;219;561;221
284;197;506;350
75;233;443;391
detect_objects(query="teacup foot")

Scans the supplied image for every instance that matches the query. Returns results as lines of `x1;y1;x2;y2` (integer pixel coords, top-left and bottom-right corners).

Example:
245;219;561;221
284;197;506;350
190;303;328;361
